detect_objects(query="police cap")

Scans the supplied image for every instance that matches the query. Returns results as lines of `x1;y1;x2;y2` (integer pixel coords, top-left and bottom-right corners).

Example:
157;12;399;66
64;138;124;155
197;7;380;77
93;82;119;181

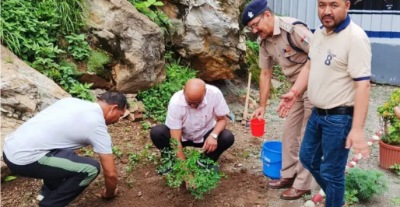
241;0;268;26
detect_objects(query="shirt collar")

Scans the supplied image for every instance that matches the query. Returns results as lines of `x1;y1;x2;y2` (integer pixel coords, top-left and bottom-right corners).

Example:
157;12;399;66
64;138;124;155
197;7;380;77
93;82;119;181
265;16;281;42
320;14;351;34
272;16;281;36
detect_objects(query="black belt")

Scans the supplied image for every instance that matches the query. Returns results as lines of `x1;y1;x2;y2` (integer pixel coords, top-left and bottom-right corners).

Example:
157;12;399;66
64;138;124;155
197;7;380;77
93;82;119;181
315;106;354;116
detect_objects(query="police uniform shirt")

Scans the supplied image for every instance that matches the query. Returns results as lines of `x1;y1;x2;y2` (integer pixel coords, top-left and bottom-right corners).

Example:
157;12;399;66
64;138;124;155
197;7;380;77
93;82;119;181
308;15;371;109
258;16;313;83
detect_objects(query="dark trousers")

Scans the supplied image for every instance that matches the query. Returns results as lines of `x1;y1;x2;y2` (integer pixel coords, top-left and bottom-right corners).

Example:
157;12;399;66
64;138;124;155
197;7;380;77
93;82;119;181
150;124;235;161
3;149;100;207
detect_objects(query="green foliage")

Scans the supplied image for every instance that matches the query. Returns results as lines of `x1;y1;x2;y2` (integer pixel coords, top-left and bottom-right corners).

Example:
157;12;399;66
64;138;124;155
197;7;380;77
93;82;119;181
378;89;400;145
69;82;94;101
4;176;17;182
137;60;197;123
344;189;359;205
389;164;400;176
128;0;171;35
158;139;223;199
54;0;88;34
1;0;86;59
66;34;91;60
112;146;123;158
245;40;291;99
1;0;93;101
345;168;388;205
141;121;152;130
245;40;260;83
392;197;400;206
79;146;95;157
271;65;291;98
125;144;158;173
87;50;110;76
1;0;59;60
133;0;164;9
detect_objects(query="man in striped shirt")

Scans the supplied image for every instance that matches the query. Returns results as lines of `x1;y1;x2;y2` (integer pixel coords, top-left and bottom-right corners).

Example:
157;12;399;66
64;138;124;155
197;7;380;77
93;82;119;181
150;78;234;171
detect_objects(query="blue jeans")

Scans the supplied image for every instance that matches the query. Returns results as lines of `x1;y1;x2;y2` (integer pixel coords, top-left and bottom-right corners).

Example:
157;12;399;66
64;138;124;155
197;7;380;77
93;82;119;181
299;109;352;207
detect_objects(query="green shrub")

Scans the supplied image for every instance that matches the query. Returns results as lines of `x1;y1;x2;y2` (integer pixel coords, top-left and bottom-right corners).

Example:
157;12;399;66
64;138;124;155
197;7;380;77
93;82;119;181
1;0;93;101
158;139;223;199
389;164;400;176
245;40;260;83
1;0;59;60
69;82;94;101
54;0;88;34
66;34;91;60
137;59;196;123
245;39;290;99
128;0;171;36
87;50;110;76
345;168;388;205
378;89;400;146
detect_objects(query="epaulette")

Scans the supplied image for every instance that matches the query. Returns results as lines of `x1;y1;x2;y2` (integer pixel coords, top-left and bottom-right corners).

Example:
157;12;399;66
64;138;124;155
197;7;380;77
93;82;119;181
279;20;294;33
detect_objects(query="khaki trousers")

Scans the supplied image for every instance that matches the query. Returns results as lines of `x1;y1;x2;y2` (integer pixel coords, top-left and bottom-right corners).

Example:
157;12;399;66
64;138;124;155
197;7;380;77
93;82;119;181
280;92;313;190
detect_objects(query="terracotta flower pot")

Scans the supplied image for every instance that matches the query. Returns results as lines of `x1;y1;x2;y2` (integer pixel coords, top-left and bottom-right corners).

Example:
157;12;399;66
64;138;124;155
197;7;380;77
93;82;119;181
379;140;400;169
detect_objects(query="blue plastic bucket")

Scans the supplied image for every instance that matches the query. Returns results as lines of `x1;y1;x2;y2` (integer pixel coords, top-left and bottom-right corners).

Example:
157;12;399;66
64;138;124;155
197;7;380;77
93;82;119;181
260;141;282;179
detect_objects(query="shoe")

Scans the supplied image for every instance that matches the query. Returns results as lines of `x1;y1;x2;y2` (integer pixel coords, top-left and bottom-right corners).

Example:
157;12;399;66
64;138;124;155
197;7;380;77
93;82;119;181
196;159;219;172
280;187;311;200
157;155;175;175
158;166;172;175
36;185;51;201
267;177;295;189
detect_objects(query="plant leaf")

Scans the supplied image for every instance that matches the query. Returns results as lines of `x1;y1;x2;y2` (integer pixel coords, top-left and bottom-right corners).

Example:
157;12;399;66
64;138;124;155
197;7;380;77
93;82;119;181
4;176;17;182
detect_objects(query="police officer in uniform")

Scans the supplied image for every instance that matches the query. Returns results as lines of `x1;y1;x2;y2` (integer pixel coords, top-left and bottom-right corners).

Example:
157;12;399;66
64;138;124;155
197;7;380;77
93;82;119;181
242;0;313;200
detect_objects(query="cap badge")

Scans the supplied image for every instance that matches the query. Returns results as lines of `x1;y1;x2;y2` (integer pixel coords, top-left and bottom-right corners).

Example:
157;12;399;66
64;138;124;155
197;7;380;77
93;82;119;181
248;12;254;18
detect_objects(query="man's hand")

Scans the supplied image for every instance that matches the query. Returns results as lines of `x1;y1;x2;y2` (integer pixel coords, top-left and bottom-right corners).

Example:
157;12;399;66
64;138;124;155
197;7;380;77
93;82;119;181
277;91;297;118
100;188;119;199
203;136;218;153
98;153;118;200
345;128;370;159
252;107;265;119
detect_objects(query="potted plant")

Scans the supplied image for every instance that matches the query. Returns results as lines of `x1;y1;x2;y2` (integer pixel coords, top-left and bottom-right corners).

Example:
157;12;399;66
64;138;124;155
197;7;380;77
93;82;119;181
377;89;400;169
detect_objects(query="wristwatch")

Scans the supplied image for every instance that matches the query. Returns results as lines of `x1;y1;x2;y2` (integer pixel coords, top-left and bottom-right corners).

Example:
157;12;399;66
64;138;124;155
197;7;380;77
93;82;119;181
210;133;218;140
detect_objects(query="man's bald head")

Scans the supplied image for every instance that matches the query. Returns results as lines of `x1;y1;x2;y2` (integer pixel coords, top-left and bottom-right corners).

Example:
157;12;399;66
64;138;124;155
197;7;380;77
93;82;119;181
184;78;206;108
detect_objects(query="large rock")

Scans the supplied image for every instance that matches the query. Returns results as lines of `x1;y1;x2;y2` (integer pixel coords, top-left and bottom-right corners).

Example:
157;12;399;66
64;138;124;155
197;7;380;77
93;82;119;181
161;0;246;81
1;45;70;180
87;0;166;93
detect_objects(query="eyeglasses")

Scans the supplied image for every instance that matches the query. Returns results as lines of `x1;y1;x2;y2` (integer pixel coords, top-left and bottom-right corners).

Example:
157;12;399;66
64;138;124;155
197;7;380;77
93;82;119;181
246;14;264;31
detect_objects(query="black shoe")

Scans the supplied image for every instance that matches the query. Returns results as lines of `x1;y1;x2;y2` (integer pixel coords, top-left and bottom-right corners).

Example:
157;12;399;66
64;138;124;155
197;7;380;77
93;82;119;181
158;166;173;175
36;185;51;201
157;158;175;175
196;159;219;172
